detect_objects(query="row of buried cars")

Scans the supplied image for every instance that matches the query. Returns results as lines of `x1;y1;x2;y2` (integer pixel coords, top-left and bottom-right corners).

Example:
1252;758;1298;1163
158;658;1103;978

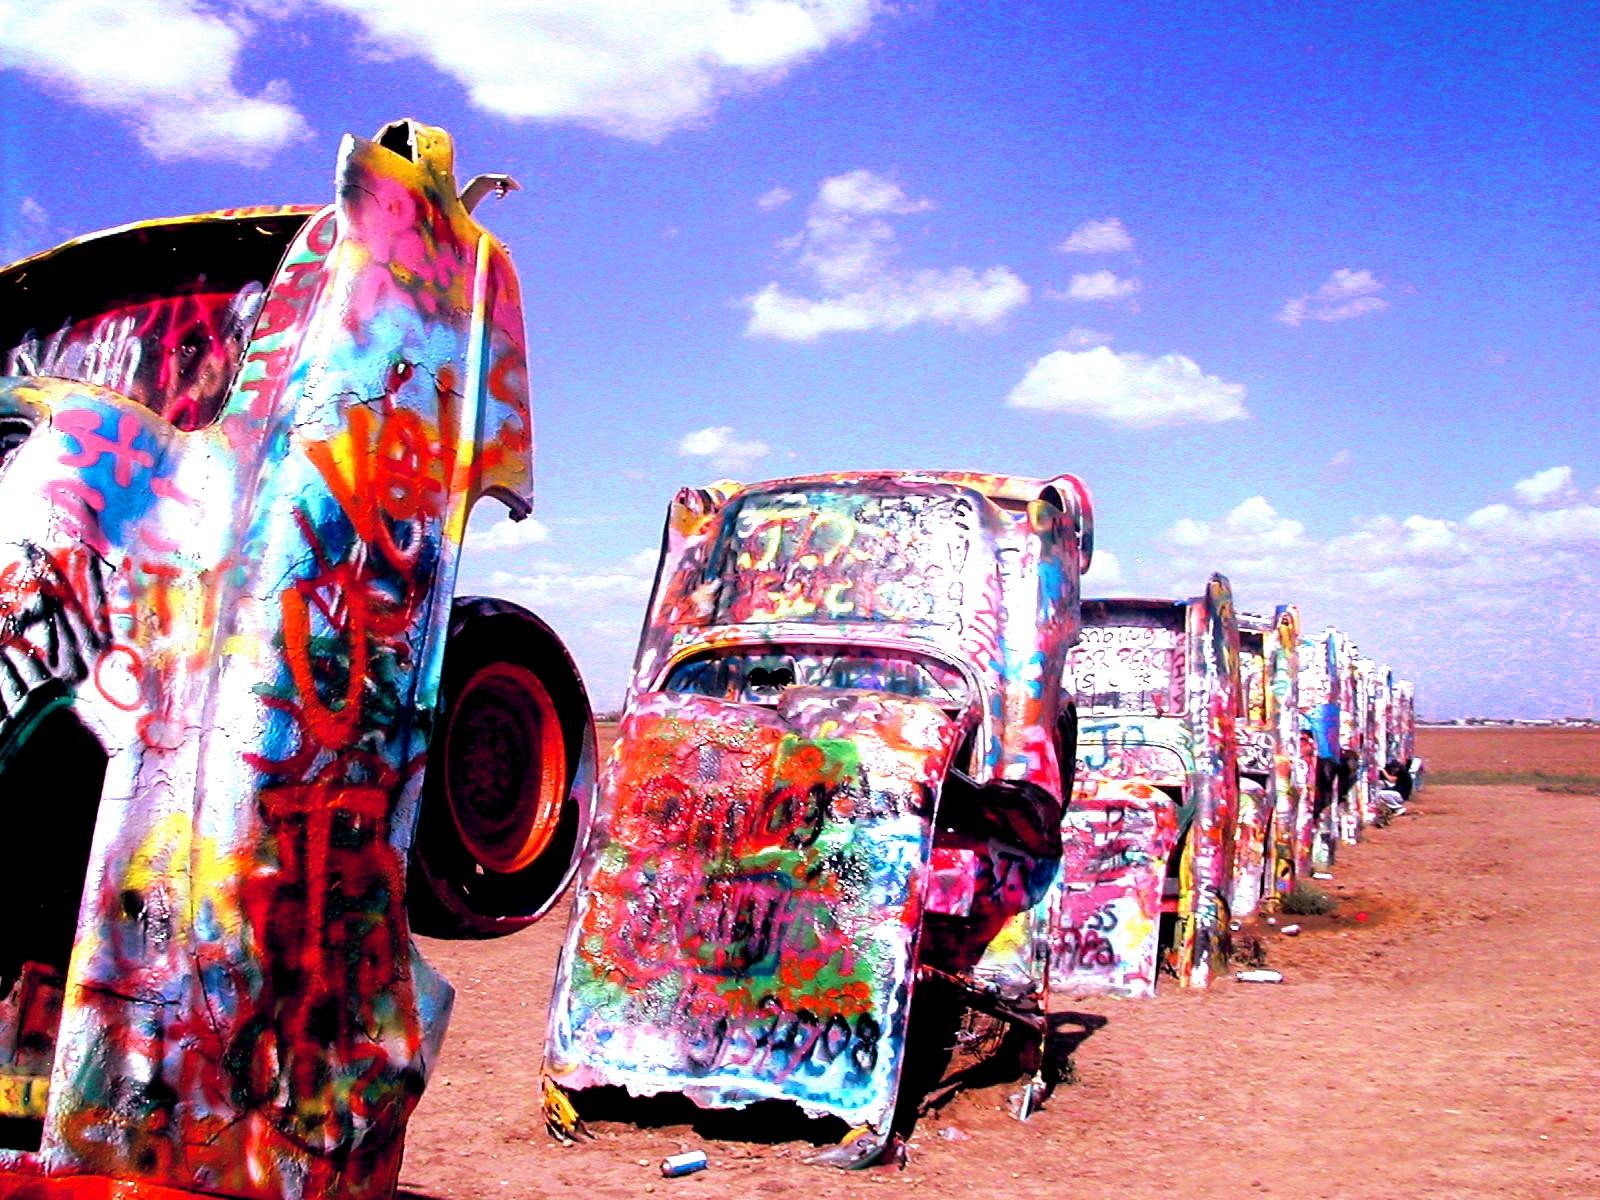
0;122;1414;1197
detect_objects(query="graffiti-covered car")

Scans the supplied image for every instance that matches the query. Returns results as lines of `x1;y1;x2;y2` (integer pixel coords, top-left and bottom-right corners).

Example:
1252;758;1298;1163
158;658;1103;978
1298;626;1344;867
0;121;593;1199
1231;606;1308;916
543;471;1093;1159
1050;577;1241;997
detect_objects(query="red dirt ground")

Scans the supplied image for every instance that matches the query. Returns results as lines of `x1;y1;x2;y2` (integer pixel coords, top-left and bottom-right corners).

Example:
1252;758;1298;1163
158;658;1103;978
401;727;1600;1199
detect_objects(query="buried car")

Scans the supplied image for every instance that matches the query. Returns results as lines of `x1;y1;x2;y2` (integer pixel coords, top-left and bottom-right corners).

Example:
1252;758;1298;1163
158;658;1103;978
1049;576;1242;998
0;122;593;1199
1232;605;1309;916
542;471;1093;1157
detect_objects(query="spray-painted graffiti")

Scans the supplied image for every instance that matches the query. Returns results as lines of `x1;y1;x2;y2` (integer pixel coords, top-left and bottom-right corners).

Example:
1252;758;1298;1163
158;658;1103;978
8;287;265;433
1230;776;1269;916
1074;716;1191;782
1056;580;1240;993
1265;606;1305;902
546;470;1093;1148
0;122;591;1200
710;488;979;628
1070;622;1185;715
549;689;956;1122
1050;778;1177;998
1229;608;1306;916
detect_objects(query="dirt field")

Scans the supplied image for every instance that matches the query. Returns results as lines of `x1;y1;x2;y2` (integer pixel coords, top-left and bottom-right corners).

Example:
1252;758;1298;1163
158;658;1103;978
401;727;1600;1199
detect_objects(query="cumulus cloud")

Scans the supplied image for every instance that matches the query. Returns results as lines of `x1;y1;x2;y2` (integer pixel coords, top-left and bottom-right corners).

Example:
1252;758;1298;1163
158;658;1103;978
0;0;308;165
1081;548;1123;589
677;424;771;474
317;0;878;141
1146;473;1600;717
1277;267;1389;326
744;168;1029;341
463;513;551;554
1058;217;1134;255
756;185;794;211
1006;346;1248;428
1057;270;1141;303
1062;326;1114;349
2;197;52;263
1164;497;1309;577
484;559;656;609
1513;465;1576;507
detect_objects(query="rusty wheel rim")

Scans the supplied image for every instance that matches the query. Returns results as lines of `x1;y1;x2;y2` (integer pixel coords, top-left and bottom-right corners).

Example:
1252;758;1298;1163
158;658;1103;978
443;662;567;874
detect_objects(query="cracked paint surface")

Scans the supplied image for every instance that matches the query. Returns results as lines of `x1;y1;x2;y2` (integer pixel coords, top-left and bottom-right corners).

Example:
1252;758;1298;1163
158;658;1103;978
0;123;531;1199
545;472;1092;1134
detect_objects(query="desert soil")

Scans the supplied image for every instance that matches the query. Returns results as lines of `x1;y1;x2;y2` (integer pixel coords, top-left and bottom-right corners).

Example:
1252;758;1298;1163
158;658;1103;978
401;727;1600;1199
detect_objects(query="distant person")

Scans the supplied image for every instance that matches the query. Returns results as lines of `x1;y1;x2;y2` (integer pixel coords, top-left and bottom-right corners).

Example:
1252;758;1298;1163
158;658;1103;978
1382;758;1413;802
1376;758;1411;820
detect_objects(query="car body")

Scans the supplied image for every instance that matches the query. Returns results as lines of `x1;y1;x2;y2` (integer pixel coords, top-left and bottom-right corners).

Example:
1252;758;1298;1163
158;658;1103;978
543;471;1093;1146
1299;626;1364;864
1051;576;1241;997
1391;679;1416;765
1232;605;1308;914
0;122;593;1200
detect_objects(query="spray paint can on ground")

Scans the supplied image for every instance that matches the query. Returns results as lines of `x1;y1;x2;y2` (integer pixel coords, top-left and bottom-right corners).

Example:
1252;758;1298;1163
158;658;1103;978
660;1151;709;1177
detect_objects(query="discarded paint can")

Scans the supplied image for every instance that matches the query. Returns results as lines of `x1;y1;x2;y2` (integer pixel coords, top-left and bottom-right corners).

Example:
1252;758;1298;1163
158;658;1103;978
1235;969;1284;983
1016;1078;1042;1121
661;1151;709;1178
1280;924;1301;936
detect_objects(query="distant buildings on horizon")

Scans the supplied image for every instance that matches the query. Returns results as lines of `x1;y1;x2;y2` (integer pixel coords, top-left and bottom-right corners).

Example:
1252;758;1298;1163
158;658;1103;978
1419;717;1599;728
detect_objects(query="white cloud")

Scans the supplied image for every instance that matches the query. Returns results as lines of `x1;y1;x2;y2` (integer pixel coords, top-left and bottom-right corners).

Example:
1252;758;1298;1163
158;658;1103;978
0;0;308;165
1317;447;1356;483
1059;270;1140;303
485;561;656;607
1513;465;1576;507
1062;326;1113;349
1461;498;1600;546
1005;346;1248;428
316;0;879;142
677;424;771;474
463;513;551;553
756;185;794;211
1277;267;1389;326
1145;474;1600;718
744;168;1029;341
2;197;52;263
1058;217;1133;255
1081;548;1123;589
1165;497;1308;569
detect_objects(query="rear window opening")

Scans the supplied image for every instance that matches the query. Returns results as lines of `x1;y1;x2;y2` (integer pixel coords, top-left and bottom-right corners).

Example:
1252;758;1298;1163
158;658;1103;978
1;214;309;431
1071;602;1187;717
662;645;972;711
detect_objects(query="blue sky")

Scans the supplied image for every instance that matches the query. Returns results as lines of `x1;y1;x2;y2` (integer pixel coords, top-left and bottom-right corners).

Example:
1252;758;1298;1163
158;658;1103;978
2;1;1596;719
